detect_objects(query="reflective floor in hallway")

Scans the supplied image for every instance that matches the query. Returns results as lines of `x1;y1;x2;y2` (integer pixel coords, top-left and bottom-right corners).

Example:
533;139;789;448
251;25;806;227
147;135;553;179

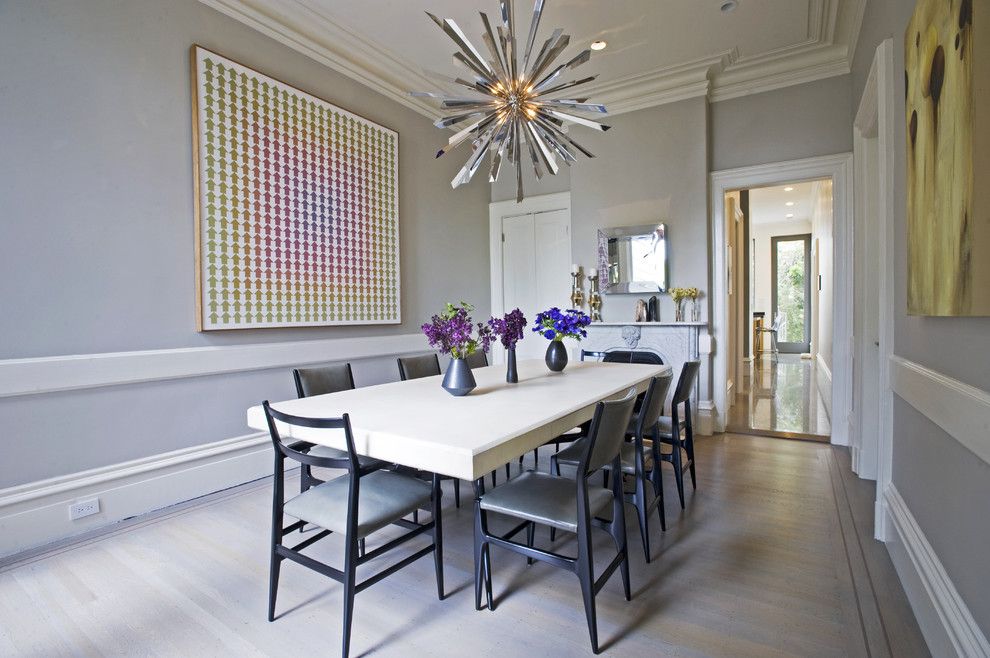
726;354;831;439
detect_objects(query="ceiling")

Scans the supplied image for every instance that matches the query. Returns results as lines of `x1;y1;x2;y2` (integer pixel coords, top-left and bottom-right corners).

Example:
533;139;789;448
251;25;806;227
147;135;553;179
748;181;821;226
202;0;866;118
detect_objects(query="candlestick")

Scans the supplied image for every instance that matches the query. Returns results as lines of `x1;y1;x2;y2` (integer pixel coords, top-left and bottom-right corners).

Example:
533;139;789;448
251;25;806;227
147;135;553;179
570;269;585;309
588;272;602;322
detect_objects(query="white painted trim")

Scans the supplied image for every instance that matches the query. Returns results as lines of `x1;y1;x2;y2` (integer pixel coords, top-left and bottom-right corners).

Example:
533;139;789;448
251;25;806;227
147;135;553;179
199;0;865;117
697;400;716;437
709;153;854;443
0;432;273;558
890;357;990;468
884;484;990;657
0;333;426;399
489;192;572;364
853;39;897;539
816;353;833;386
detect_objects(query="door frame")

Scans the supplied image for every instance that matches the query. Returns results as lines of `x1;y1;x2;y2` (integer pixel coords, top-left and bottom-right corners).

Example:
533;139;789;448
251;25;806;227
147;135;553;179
710;153;853;444
853;39;896;541
770;233;813;353
489;192;572;364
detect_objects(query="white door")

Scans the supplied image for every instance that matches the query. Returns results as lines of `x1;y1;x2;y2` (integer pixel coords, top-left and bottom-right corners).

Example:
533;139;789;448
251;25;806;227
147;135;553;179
500;209;571;361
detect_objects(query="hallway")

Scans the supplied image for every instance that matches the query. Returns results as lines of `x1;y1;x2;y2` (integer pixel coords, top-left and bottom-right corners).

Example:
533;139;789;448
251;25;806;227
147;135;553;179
727;354;831;439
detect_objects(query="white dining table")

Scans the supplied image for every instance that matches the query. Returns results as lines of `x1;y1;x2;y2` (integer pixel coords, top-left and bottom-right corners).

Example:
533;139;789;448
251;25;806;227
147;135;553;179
246;359;670;481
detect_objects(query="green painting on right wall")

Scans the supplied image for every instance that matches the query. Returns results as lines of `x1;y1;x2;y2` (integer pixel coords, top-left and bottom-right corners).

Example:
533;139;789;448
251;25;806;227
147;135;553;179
905;0;989;316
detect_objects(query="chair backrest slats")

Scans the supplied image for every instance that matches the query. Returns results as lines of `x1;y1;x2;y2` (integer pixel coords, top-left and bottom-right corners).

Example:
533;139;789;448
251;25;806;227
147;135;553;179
263;401;359;473
293;363;355;398
583;350;664;365
580;388;638;476
397;354;441;381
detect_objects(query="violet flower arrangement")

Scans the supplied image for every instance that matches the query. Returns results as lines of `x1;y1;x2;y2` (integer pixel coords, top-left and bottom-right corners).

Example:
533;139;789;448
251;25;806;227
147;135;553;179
488;308;527;350
421;302;494;359
532;307;592;341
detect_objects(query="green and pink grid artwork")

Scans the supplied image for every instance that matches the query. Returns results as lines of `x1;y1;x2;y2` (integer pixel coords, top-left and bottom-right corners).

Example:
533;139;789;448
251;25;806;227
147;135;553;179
193;46;399;330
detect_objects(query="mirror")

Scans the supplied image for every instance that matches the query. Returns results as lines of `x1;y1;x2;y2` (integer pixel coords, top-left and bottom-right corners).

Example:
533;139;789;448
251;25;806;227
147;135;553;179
598;223;668;294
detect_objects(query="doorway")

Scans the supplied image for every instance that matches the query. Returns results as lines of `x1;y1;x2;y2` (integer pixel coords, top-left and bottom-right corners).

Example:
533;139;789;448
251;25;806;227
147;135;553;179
489;193;572;363
771;233;812;353
722;176;835;440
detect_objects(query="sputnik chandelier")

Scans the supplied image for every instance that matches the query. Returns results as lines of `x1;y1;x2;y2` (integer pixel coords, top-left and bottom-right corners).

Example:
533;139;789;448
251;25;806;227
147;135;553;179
411;0;610;202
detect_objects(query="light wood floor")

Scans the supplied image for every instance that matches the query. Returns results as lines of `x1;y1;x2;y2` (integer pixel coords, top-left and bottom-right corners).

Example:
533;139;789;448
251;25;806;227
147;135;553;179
0;434;928;657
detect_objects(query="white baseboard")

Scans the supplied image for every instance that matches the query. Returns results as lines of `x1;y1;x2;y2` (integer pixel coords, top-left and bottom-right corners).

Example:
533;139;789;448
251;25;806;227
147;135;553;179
884;484;990;657
697;400;716;436
0;432;273;558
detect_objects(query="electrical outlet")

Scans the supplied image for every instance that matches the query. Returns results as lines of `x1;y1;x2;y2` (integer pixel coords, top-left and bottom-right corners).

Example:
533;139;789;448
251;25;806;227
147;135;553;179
69;498;100;520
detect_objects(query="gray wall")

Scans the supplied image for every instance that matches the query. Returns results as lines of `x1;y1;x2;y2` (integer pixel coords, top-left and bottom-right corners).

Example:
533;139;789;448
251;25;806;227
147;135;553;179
0;0;491;487
853;0;990;633
710;75;853;172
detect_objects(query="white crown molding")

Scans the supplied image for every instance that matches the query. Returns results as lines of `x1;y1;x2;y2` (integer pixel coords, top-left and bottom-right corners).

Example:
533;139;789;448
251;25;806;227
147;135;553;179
0;333;427;399
199;0;441;119
199;0;866;118
884;484;990;657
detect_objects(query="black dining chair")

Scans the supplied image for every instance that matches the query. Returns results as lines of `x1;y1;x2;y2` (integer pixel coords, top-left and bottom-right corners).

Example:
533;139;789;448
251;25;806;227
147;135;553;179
397;353;441;382
472;389;636;654
582;349;664;365
397;354;461;508
551;373;673;562
292;364;384;496
656;361;701;509
262;402;443;658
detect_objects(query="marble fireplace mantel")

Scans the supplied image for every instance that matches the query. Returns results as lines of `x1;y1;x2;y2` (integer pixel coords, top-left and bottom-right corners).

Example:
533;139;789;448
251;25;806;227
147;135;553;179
578;321;712;434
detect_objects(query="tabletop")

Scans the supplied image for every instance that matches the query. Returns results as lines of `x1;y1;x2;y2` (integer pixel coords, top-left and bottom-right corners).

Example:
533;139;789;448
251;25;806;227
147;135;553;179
247;359;669;480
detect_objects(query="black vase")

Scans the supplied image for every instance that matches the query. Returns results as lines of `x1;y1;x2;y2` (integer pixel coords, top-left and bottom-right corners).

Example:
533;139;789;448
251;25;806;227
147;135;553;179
545;341;568;372
506;347;519;383
442;357;476;396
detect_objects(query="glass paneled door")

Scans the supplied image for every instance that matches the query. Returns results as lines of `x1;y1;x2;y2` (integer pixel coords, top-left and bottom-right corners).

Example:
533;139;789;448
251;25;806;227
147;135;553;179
771;234;812;353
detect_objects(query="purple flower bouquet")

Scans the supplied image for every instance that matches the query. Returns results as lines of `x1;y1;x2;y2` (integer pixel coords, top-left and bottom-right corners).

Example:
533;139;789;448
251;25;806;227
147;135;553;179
489;308;527;383
422;302;493;396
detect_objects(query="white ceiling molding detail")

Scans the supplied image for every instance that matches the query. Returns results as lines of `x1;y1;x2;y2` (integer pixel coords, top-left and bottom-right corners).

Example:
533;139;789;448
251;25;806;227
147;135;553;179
200;0;867;118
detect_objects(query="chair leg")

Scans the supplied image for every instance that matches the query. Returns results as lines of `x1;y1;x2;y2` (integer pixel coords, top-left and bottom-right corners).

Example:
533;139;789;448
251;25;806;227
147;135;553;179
300;464;312;494
671;444;686;510
473;497;493;611
634;476;651;563
685;427;697;491
505;463;511;480
358;538;365;558
267;544;281;622
490;470;497;488
432;476;445;601
453;479;461;508
650;463;666;532
341;535;358;658
609;480;631;602
532;448;539;468
526;521;535;566
576;526;600;654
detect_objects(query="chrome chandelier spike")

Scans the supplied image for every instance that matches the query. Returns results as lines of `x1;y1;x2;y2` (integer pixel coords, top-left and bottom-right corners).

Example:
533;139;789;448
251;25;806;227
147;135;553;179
411;0;609;202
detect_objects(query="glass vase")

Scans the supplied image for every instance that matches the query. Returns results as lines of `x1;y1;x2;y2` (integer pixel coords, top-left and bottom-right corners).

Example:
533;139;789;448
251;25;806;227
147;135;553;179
690;299;700;322
674;300;685;322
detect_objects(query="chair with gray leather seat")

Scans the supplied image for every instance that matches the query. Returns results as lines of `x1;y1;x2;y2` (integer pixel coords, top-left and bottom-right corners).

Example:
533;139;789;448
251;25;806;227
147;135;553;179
397;354;461;507
551;373;673;562
262;402;444;658
292;363;384;496
472;389;636;654
656;361;701;509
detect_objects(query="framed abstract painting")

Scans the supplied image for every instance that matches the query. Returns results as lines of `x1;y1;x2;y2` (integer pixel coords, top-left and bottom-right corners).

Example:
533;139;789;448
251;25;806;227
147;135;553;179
191;45;400;330
905;0;989;316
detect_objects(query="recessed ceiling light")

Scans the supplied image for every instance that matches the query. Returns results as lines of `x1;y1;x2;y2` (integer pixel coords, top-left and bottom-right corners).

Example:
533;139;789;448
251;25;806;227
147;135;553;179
785;201;795;206
591;40;607;51
786;213;794;218
784;186;794;192
720;0;738;13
